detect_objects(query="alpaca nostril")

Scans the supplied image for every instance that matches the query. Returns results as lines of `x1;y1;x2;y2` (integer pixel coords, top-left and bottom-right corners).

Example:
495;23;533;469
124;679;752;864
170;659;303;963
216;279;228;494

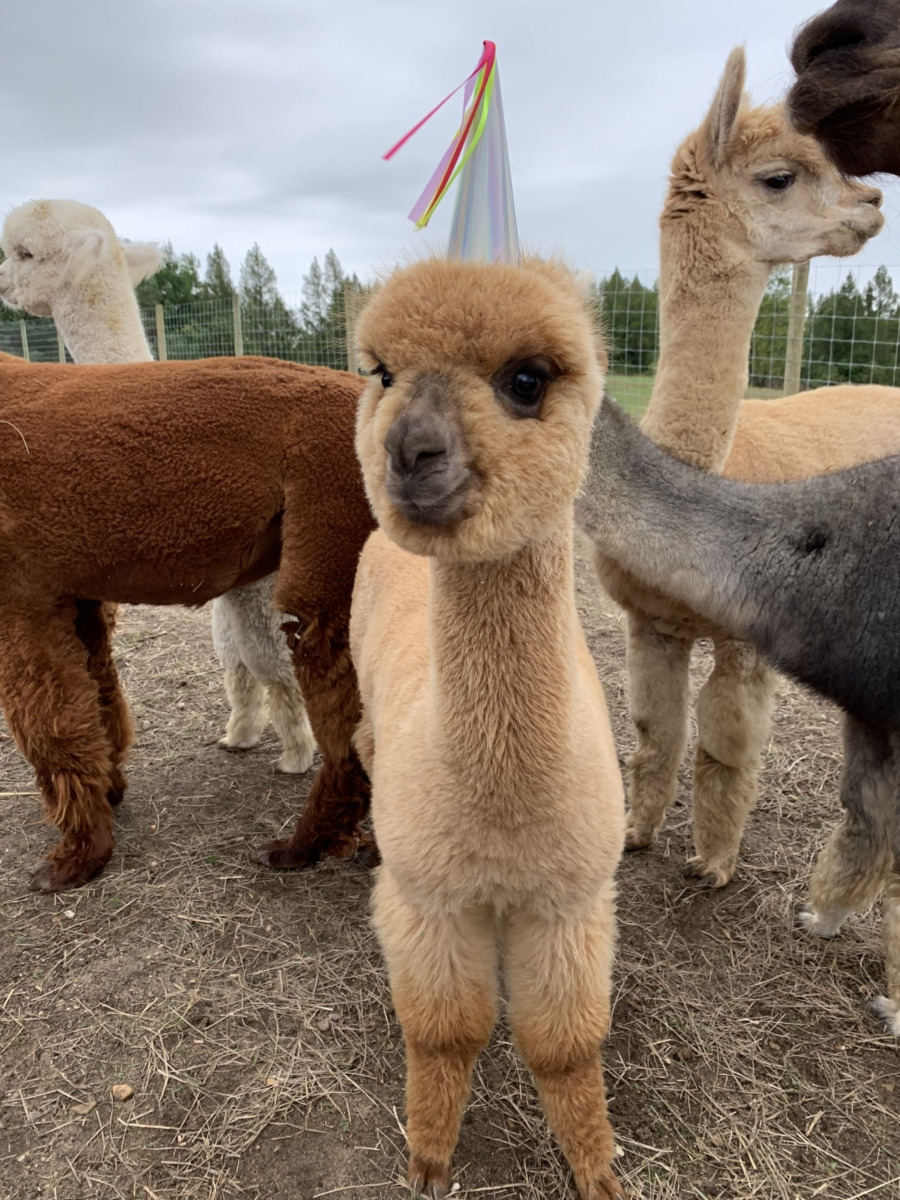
866;189;883;209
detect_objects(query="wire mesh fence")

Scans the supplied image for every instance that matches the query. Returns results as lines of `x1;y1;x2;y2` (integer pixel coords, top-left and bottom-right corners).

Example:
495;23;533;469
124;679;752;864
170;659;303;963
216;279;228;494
4;266;900;420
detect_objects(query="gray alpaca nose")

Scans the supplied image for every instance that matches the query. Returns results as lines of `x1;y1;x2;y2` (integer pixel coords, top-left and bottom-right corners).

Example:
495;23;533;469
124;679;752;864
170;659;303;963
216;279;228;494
384;409;450;477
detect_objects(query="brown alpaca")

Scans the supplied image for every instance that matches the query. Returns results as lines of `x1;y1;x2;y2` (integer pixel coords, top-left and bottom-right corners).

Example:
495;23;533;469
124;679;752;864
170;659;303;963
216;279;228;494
0;352;374;892
351;259;625;1200
590;48;896;888
789;0;900;177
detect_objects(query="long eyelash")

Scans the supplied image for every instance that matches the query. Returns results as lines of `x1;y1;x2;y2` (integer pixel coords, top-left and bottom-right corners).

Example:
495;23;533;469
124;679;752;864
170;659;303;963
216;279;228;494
365;362;387;378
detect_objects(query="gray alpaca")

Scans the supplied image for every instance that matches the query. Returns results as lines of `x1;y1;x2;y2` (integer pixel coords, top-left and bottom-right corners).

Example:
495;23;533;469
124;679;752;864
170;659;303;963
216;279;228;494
576;396;900;1034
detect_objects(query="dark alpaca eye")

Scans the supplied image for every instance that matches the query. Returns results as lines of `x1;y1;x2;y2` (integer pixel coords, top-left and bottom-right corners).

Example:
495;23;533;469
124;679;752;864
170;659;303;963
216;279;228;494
496;359;559;418
510;370;544;405
369;363;393;388
18;248;33;259
763;173;795;191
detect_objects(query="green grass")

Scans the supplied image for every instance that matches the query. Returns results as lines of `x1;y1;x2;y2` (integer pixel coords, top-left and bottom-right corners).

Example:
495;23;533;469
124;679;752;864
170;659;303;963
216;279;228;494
605;373;654;418
606;373;785;420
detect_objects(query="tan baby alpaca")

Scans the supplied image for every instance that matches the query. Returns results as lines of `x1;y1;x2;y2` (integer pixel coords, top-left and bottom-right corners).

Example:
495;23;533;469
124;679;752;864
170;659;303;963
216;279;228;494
350;258;627;1199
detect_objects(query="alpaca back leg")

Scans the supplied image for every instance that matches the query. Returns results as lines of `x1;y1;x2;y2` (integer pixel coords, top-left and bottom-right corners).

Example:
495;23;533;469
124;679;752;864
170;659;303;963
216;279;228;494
876;755;900;1034
212;595;268;750
265;677;316;774
503;889;624;1200
372;869;498;1195
797;715;894;938
623;609;693;850
74;600;134;805
0;601;116;892
687;635;776;887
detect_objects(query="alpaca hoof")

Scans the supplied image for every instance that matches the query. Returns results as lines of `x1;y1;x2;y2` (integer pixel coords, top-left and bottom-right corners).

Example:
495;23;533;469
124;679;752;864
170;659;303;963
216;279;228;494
683;856;733;888
623;823;655;852
581;1175;627;1200
218;734;261;752
355;836;381;868
255;838;319;869
107;784;126;807
868;995;900;1036
407;1153;450;1198
274;751;316;775
794;902;850;938
28;854;107;894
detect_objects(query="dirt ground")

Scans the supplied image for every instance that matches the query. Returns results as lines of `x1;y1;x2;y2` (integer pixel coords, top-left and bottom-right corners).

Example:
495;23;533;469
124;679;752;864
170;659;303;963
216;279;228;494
1;535;898;1200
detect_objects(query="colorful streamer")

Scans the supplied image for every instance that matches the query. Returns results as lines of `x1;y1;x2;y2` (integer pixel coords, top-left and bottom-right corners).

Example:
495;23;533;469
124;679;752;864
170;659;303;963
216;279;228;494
384;40;519;264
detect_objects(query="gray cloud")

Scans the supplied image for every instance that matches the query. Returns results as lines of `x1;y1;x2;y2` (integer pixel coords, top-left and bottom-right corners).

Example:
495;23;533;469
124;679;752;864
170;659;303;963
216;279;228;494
3;0;898;296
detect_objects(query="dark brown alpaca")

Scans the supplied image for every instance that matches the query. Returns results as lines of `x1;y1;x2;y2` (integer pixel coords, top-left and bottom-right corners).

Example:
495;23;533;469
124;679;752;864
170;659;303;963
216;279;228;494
789;0;900;176
0;352;375;892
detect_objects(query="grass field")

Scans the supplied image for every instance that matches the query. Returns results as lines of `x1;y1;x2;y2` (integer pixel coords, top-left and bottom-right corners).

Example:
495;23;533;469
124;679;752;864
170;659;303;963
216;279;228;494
606;374;784;419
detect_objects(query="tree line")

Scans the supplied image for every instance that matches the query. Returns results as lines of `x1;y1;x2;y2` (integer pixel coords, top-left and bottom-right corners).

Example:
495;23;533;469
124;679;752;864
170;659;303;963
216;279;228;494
595;265;900;389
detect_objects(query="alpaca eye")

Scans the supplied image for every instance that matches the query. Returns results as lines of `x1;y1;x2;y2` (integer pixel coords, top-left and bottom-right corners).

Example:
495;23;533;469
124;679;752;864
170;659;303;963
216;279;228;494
763;173;795;191
369;363;393;388
510;370;544;404
17;248;33;259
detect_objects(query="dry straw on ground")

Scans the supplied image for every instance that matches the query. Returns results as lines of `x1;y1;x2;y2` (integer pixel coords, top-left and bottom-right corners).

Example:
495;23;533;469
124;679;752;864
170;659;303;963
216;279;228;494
1;537;897;1199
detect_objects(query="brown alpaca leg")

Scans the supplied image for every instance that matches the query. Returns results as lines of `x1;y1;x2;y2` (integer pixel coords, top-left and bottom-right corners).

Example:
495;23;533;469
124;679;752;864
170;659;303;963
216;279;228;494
256;611;373;867
0;602;116;892
74;600;134;806
797;716;893;938
623;610;692;850
504;889;625;1200
372;870;498;1195
687;636;776;887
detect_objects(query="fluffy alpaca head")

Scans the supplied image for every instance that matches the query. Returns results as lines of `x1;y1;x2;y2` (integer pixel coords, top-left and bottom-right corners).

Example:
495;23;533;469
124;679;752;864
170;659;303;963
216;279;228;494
355;257;605;563
0;199;162;317
789;0;900;177
664;47;884;266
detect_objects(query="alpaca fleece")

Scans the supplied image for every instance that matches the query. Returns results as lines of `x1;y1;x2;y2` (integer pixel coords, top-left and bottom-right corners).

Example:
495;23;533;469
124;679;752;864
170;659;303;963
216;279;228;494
789;0;900;177
350;258;626;1200
589;48;894;890
0;352;374;891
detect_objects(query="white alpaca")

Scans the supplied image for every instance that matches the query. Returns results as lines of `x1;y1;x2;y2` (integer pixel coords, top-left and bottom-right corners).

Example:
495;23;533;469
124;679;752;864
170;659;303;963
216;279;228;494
0;199;160;362
0;198;315;776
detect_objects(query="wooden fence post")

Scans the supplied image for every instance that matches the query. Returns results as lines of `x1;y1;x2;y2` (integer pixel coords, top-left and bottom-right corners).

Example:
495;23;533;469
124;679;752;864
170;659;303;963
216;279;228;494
57;327;67;363
232;293;244;357
343;281;359;374
19;320;29;362
155;303;167;362
783;260;810;397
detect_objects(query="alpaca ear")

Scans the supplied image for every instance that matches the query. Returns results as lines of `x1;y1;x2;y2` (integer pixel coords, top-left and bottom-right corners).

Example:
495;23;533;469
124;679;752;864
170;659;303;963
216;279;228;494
703;47;746;168
120;240;163;284
63;228;107;287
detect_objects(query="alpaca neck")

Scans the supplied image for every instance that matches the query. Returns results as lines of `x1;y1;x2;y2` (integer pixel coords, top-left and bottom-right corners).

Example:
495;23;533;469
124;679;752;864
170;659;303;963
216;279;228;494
427;521;577;823
641;213;770;471
53;272;153;364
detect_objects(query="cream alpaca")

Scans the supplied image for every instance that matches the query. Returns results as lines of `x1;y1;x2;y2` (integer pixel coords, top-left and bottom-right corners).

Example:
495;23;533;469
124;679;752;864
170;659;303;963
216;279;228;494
590;49;896;887
0;199;160;363
0;198;314;777
351;259;626;1200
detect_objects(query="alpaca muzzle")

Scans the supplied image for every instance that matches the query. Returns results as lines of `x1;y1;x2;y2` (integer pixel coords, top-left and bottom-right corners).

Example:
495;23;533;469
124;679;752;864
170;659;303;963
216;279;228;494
383;379;473;526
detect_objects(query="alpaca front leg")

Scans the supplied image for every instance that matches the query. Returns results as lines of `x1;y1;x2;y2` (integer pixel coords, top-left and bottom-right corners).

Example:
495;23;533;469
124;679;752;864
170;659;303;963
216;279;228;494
0;602;117;892
218;663;268;751
870;865;900;1036
372;870;499;1197
265;678;317;774
74;600;134;805
256;611;372;867
504;890;625;1200
687;636;776;887
623;610;692;850
797;716;893;939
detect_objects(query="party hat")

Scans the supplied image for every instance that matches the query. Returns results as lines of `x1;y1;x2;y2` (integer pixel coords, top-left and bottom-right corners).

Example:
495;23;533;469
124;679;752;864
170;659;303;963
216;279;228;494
383;41;519;264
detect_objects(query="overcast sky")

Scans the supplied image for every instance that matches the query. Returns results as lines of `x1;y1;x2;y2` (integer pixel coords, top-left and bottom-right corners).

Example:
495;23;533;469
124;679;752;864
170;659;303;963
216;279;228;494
5;0;899;298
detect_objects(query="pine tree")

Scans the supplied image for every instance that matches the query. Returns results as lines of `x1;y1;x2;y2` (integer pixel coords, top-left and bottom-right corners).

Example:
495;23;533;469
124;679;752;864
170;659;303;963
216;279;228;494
300;257;328;332
135;243;201;307
203;244;234;298
239;243;279;306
